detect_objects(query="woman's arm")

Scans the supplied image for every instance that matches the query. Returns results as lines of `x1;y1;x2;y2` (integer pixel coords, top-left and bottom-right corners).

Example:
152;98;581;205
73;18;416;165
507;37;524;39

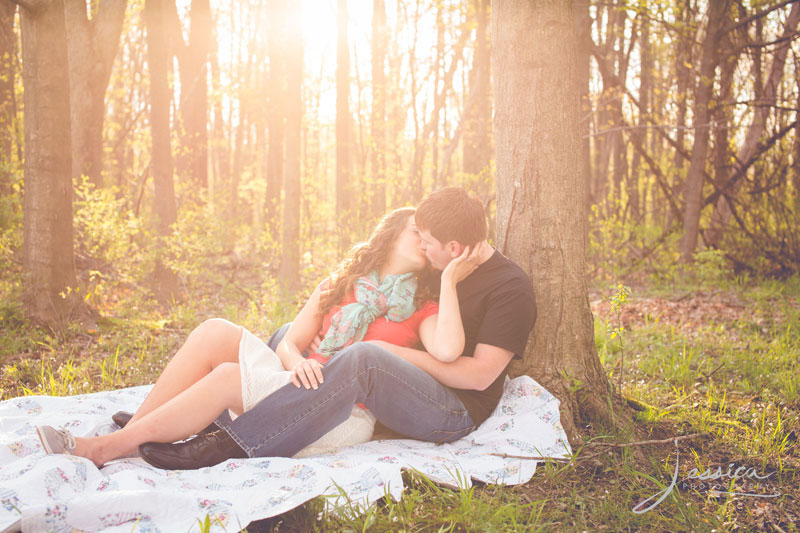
275;282;326;389
418;244;482;362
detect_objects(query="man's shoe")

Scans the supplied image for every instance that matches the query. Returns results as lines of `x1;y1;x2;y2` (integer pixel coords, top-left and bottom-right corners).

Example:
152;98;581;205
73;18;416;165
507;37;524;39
138;430;247;470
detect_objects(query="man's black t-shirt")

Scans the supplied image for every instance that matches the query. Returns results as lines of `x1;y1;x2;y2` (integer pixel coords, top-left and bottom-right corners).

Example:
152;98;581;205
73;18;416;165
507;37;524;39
450;249;536;425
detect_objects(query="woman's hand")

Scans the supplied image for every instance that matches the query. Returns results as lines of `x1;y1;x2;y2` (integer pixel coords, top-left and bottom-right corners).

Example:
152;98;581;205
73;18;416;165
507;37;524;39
442;242;482;285
291;358;324;389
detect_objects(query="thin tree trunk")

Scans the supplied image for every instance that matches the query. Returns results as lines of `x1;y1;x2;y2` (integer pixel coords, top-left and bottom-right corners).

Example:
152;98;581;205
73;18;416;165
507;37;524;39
462;0;491;192
371;0;387;220
431;3;443;189
0;2;16;194
679;0;729;263
610;14;633;210
410;20;469;193
279;2;302;288
628;15;651;221
19;0;81;325
711;41;738;231
336;0;352;250
706;1;800;248
493;0;618;444
672;0;693;174
165;0;211;188
144;0;180;300
265;0;286;232
63;0;126;189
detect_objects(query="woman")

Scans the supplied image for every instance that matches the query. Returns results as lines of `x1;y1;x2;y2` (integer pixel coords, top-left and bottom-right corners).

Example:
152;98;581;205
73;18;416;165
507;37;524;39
36;207;475;467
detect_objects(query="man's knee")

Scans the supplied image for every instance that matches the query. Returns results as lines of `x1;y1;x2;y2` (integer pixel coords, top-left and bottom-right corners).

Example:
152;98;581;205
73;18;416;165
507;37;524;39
335;342;394;371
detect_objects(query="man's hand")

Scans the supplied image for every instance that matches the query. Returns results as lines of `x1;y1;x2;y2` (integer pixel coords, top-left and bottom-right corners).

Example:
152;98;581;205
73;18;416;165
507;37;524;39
291;358;324;389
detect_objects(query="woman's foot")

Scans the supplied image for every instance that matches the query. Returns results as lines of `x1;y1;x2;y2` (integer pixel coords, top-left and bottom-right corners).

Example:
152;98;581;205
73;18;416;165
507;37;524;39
36;426;76;455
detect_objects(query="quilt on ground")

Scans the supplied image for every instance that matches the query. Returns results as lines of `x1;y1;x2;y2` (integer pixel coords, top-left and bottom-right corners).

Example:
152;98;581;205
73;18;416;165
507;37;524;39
0;375;571;532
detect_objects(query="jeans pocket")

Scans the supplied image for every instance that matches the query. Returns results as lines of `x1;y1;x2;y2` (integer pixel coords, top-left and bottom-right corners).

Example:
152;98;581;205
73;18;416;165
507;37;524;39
419;424;476;444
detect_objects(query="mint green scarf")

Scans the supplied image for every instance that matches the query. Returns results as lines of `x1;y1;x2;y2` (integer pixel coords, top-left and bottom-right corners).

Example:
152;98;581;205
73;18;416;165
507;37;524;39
316;271;418;359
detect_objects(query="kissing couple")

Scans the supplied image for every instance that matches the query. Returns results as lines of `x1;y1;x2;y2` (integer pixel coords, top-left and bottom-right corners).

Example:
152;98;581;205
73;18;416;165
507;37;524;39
37;187;536;469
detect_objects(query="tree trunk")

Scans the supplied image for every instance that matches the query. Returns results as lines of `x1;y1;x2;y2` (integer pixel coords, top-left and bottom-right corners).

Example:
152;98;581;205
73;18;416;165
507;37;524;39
705;1;800;248
265;0;286;232
370;0;387;220
679;0;729;263
336;0;352;251
20;0;80;325
672;0;693;174
165;0;211;189
144;0;180;300
628;15;651;222
279;2;302;288
0;1;16;194
493;0;616;443
63;0;127;189
711;39;738;228
462;0;491;191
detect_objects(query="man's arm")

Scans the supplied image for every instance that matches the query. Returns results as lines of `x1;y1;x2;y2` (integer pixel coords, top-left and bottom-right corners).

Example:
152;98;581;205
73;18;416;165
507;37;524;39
369;340;513;391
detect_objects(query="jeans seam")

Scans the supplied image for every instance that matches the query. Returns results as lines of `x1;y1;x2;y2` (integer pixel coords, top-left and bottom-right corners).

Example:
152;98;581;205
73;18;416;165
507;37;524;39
249;363;473;454
220;421;254;457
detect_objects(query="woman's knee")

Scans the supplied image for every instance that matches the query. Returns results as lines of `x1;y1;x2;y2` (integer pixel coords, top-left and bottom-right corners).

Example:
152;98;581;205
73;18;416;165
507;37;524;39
194;318;242;347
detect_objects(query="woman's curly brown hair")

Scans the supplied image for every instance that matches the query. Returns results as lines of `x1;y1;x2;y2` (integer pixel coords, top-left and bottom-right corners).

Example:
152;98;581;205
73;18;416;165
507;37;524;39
318;207;439;317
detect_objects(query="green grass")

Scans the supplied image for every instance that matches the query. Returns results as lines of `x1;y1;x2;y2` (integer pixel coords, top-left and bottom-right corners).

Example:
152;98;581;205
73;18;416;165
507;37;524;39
1;276;798;532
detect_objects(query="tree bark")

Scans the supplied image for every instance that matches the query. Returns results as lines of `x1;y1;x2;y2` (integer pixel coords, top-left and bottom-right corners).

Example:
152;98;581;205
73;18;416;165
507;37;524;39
20;0;80;325
336;0;352;251
574;0;592;210
144;0;180;300
63;0;127;189
493;0;616;443
279;2;302;288
679;0;729;263
705;1;800;248
0;1;16;194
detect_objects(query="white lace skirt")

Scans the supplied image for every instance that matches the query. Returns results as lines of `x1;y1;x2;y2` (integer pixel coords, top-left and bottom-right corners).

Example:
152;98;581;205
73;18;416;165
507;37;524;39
237;326;376;458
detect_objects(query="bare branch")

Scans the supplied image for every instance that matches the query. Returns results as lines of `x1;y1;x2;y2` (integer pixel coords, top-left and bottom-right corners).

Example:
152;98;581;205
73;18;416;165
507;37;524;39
588;432;708;448
723;0;796;35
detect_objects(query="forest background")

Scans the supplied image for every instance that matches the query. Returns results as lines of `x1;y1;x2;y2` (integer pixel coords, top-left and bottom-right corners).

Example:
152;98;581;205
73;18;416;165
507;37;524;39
0;0;798;530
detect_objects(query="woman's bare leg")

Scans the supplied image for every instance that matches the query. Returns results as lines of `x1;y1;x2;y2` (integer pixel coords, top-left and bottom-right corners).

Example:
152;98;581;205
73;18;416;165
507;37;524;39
128;319;243;425
76;362;244;466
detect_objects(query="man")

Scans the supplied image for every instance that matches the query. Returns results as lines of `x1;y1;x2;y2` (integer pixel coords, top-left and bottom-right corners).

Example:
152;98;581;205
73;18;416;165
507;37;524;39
139;187;536;468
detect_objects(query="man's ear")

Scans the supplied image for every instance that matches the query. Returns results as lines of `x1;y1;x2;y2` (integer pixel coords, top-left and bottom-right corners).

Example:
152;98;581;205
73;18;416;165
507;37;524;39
445;241;463;258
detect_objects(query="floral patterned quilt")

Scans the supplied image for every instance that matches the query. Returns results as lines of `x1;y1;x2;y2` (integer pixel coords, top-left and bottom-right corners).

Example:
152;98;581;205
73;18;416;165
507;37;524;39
0;376;570;532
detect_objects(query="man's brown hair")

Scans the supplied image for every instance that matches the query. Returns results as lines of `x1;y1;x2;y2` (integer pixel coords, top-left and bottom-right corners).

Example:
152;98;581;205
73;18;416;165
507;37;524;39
415;187;487;247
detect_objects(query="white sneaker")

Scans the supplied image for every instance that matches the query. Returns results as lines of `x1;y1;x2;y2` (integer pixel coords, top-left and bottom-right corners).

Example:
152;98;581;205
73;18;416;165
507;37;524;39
36;426;76;455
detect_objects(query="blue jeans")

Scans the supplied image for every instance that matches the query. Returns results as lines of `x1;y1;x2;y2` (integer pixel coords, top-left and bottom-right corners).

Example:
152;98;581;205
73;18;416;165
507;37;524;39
215;324;476;458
